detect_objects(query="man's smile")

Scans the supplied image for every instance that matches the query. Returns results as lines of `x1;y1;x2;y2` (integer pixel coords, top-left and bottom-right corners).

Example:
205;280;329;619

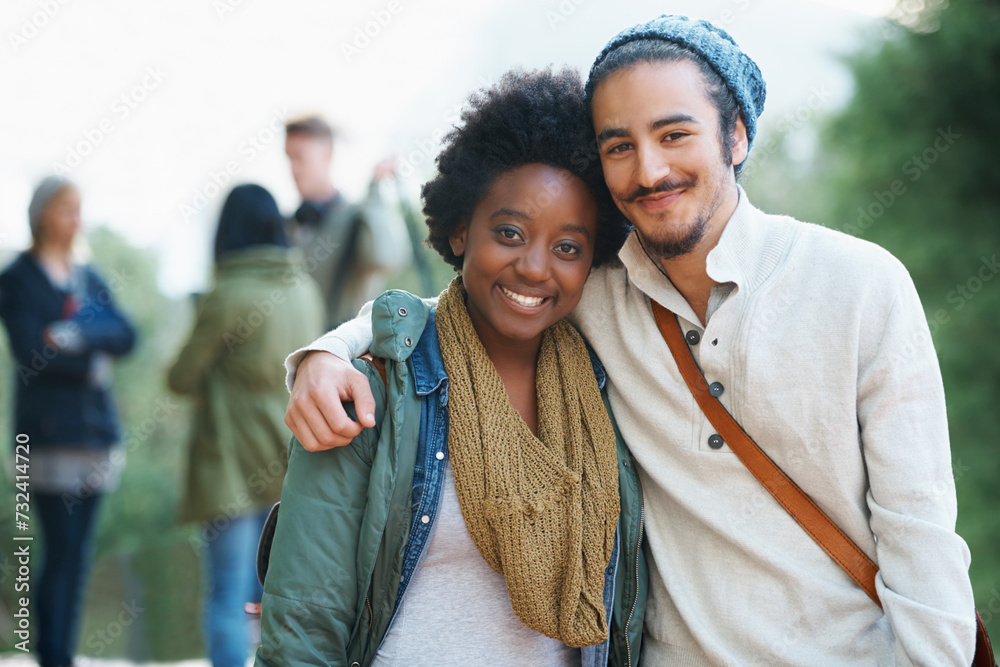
636;189;686;211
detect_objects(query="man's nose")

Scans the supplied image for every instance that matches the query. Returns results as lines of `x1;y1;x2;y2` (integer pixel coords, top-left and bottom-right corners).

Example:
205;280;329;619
634;144;670;189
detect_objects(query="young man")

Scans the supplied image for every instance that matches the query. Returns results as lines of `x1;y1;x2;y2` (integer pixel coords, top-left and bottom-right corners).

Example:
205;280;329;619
281;16;977;665
284;115;411;328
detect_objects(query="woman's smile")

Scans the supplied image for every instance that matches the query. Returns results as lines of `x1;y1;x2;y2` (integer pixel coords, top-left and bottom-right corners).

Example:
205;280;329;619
448;163;599;357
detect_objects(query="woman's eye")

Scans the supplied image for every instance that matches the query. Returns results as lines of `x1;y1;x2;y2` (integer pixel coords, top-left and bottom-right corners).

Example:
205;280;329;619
555;242;581;256
497;227;521;241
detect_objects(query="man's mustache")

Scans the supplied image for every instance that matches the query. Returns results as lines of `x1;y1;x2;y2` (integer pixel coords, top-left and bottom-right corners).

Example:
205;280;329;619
622;177;697;203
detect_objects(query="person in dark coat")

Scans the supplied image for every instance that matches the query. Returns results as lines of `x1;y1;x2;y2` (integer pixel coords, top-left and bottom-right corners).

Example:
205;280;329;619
0;175;136;667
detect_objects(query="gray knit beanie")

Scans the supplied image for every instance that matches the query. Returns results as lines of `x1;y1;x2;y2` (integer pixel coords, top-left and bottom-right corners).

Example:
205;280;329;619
585;14;766;150
28;175;76;241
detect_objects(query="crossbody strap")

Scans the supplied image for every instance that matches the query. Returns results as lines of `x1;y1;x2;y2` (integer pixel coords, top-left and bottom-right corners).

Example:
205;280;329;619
652;300;995;666
650;301;881;604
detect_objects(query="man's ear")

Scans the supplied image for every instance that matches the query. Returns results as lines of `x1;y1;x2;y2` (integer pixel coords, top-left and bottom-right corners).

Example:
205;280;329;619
731;116;749;167
449;223;468;258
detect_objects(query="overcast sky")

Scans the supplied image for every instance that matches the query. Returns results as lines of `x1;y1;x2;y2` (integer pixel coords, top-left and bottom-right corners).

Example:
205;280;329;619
2;0;894;295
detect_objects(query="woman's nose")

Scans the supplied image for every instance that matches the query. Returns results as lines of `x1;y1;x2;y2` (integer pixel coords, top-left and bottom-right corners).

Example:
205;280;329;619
514;242;549;282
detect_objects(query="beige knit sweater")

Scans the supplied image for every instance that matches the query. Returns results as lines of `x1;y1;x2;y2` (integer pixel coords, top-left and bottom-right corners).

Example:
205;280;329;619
287;189;977;665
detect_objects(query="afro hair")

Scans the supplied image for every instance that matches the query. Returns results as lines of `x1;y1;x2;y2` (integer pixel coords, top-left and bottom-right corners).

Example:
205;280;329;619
422;67;630;271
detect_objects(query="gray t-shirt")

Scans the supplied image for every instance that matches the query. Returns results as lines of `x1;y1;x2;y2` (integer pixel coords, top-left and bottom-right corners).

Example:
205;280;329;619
371;463;581;667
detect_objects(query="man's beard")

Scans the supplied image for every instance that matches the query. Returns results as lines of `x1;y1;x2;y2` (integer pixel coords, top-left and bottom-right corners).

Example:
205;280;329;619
638;215;708;260
616;175;708;260
617;165;729;261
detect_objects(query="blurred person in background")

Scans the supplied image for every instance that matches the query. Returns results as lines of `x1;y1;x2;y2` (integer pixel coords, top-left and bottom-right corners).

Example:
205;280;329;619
284;115;412;329
0;175;137;667
167;183;324;667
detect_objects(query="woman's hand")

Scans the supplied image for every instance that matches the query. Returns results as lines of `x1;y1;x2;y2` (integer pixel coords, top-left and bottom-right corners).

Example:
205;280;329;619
285;351;377;452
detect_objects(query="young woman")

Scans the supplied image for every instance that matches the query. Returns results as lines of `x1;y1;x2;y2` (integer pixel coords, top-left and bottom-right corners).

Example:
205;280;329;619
0;176;136;667
167;184;324;667
256;68;646;667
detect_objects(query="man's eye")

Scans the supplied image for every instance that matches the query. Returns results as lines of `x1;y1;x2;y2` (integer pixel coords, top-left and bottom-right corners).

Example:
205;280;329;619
664;132;687;142
607;143;631;155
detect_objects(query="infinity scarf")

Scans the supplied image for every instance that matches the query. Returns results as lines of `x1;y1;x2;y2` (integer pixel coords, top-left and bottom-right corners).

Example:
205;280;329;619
436;277;620;647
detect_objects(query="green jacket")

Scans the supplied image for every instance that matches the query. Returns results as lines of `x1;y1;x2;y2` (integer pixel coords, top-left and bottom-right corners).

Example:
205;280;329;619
168;246;324;523
257;291;647;667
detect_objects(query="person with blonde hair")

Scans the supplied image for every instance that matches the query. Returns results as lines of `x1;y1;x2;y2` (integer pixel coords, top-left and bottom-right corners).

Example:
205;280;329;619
0;176;136;667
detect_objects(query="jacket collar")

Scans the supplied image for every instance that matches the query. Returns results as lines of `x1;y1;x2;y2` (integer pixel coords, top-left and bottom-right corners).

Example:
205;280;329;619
411;308;447;397
368;290;447;397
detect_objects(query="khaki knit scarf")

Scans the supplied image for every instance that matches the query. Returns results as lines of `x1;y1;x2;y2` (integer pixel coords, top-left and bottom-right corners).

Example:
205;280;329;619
436;277;620;647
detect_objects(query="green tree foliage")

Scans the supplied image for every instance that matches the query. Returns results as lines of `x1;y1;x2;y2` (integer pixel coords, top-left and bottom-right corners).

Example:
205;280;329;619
748;0;1000;635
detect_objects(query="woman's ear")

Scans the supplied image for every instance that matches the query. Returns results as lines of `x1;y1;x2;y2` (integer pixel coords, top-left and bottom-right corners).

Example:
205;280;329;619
449;223;468;258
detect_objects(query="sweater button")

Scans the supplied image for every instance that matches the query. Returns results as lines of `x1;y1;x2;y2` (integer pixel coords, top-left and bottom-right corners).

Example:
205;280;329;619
398;307;407;317
708;382;724;397
708;434;724;449
685;330;701;345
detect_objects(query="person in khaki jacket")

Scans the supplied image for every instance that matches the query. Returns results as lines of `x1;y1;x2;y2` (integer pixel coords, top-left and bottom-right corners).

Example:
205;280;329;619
284;115;411;329
168;183;324;667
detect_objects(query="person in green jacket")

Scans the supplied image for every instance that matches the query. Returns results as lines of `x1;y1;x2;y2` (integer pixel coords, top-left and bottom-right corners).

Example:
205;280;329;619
257;68;646;667
168;183;324;667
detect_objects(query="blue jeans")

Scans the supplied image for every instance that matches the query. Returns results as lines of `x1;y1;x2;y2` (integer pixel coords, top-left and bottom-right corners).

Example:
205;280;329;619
34;491;103;667
203;509;268;667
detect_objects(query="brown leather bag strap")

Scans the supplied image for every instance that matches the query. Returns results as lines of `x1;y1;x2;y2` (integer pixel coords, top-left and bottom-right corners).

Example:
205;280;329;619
652;299;995;666
361;352;388;388
650;300;881;605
